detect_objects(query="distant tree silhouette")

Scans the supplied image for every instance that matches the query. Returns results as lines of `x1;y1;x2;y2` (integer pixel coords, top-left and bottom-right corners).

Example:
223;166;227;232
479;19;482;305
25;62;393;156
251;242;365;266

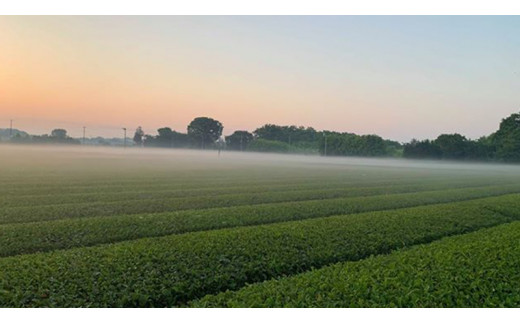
318;132;392;157
402;139;441;159
23;129;81;145
51;129;67;139
254;124;318;145
403;133;494;161
145;127;190;148
7;111;520;163
187;117;223;149
434;134;469;159
133;126;144;146
226;131;253;151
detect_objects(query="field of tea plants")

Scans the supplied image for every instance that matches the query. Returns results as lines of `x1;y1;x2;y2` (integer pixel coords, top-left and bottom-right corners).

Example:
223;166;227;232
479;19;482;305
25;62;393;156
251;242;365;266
1;145;520;307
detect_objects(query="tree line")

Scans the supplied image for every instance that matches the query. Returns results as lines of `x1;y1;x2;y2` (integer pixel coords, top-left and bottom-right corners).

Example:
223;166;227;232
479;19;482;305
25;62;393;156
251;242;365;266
139;112;520;162
403;112;520;162
138;116;403;157
3;111;520;162
7;129;80;145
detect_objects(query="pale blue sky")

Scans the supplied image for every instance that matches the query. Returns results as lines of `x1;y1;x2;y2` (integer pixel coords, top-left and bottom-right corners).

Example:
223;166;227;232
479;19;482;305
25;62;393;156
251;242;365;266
2;16;519;141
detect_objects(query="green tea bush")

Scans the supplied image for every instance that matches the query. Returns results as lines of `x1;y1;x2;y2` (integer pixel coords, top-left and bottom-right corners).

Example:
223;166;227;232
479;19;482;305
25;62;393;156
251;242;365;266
1;194;520;307
2;181;520;225
194;221;520;307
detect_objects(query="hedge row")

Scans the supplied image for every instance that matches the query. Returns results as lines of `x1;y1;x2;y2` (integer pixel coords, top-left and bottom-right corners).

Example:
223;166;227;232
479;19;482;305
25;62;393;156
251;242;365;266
193;221;520;307
0;173;346;197
0;175;471;208
4;179;516;225
1;194;520;307
2;183;520;256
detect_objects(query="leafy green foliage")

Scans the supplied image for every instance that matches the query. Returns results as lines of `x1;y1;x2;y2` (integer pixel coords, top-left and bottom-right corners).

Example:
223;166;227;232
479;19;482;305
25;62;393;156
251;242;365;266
2;147;520;308
1;184;520;257
494;112;520;162
2;194;520;307
403;112;520;162
2;177;519;225
320;133;391;157
194;221;520;307
253;125;318;145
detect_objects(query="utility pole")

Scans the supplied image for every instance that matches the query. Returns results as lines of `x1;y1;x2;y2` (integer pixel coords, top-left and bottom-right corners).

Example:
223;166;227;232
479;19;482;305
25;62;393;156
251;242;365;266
82;126;86;145
240;134;243;151
9;119;13;137
217;125;224;156
122;128;127;148
323;133;327;157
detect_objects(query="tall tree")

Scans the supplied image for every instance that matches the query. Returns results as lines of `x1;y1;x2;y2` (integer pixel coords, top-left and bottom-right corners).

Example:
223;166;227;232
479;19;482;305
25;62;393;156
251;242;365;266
493;112;520;162
187;117;223;149
51;129;67;139
133;126;145;146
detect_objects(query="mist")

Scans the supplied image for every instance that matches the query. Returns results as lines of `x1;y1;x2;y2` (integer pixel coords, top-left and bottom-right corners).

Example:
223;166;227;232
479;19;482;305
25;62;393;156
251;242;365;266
1;144;519;181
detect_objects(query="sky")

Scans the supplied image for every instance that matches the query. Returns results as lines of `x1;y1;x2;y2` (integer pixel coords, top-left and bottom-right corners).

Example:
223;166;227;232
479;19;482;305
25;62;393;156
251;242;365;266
0;16;519;142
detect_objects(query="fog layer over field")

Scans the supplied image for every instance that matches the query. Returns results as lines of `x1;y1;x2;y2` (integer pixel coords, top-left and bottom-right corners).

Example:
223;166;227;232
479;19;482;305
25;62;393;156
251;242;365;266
1;144;519;178
2;144;520;307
